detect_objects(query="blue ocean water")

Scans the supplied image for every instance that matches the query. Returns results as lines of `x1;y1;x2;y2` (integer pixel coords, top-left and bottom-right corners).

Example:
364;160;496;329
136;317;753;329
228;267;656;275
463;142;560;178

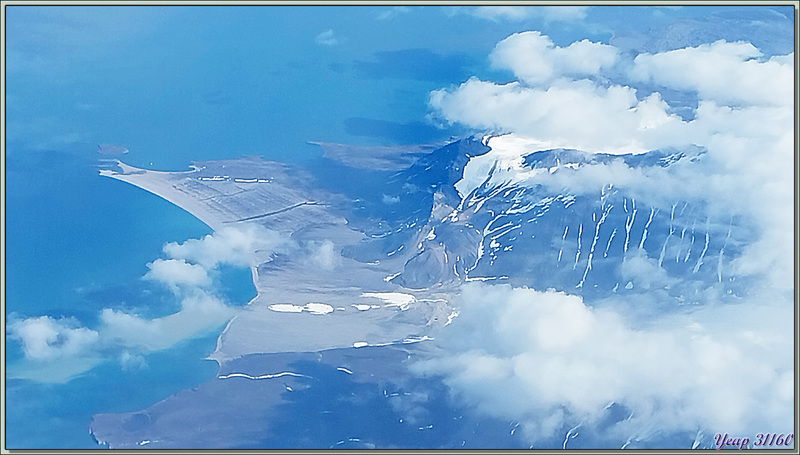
5;150;256;449
5;4;794;449
6;334;221;449
5;149;223;448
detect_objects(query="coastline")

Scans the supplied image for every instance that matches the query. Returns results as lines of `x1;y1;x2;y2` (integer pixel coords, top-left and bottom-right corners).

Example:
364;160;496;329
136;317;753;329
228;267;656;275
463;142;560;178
100;161;224;230
99;157;454;367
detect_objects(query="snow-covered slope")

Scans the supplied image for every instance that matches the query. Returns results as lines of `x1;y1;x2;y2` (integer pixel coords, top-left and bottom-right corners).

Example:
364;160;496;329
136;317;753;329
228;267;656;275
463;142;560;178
339;134;747;306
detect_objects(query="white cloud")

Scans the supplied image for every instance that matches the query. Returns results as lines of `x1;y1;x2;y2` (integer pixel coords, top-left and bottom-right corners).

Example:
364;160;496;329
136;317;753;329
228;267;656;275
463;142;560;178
8;315;105;382
307;239;341;271
429;32;793;155
9;316;99;360
8;226;276;382
430;31;794;289
619;249;676;290
430;78;685;155
105;226;279;351
100;227;264;352
423;30;794;447
315;29;339;46
630;41;793;107
163;224;283;269
9;292;235;381
99;291;235;352
491;31;618;85
144;258;211;290
412;283;793;445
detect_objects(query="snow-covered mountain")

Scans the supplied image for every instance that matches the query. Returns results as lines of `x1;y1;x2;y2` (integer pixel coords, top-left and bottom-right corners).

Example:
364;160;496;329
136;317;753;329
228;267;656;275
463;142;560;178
329;134;746;306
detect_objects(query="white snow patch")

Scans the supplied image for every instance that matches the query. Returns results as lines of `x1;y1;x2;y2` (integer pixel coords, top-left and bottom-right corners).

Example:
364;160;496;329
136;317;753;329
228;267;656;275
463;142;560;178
402;335;434;344
465;276;500;282
268;304;304;313
446;310;460;326
383;271;402;282
268;303;333;315
425;228;437;240
304;303;334;315
455;134;553;199
218;371;311;380
361;292;416;309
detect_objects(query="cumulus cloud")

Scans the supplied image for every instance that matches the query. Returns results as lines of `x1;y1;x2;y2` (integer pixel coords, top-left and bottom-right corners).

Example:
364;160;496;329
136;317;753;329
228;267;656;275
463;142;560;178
630;40;793;107
412;283;793;445
99;291;236;352
163;224;283;269
491;31;618;85
123;226;273;351
144;258;212;290
9;316;99;361
429;31;793;153
7;315;104;382
430;78;685;154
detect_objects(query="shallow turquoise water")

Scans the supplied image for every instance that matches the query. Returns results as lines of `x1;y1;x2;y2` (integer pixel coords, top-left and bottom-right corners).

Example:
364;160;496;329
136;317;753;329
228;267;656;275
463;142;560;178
5;149;239;448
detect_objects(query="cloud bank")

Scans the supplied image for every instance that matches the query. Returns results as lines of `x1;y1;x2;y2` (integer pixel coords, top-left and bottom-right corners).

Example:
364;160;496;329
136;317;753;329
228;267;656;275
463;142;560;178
413;283;793;446
630;41;792;108
421;30;794;447
430;31;793;154
433;30;793;286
